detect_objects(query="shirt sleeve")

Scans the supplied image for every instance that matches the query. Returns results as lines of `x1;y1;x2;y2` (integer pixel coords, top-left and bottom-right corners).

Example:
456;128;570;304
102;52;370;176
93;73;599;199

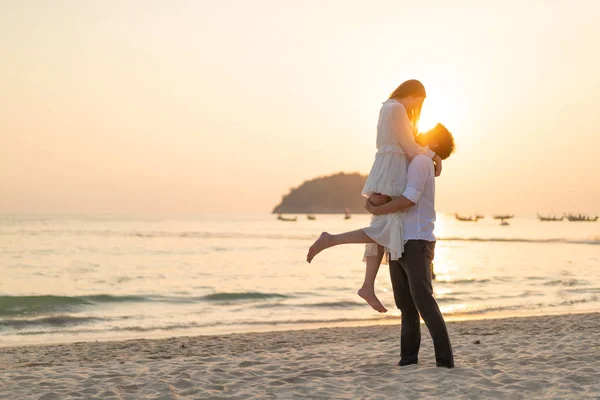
402;156;433;204
390;102;436;161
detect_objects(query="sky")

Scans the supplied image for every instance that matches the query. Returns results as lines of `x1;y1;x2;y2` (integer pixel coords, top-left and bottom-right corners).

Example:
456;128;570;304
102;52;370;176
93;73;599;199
1;0;599;215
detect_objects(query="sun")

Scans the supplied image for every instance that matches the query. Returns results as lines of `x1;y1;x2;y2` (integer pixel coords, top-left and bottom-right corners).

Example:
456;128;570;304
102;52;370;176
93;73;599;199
418;104;441;133
416;89;465;136
418;97;448;133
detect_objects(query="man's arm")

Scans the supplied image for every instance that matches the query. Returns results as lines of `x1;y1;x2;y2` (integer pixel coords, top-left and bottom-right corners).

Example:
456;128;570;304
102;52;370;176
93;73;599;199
365;155;433;216
365;196;414;215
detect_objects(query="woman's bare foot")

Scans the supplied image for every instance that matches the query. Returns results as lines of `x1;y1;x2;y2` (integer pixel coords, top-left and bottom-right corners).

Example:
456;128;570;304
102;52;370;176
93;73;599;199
358;287;387;313
306;232;333;263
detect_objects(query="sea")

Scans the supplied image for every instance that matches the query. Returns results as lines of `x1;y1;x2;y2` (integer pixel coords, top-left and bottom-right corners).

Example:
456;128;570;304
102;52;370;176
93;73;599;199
0;213;599;346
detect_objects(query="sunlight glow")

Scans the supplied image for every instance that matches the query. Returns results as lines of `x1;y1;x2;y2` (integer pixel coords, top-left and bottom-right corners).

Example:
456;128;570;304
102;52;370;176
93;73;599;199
414;76;467;142
419;95;460;133
439;303;467;314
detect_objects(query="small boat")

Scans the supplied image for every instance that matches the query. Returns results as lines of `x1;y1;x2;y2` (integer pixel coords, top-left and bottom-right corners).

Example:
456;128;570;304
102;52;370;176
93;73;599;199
493;214;513;226
277;214;297;222
537;214;564;222
307;215;316;220
455;214;479;222
564;213;598;222
493;215;514;220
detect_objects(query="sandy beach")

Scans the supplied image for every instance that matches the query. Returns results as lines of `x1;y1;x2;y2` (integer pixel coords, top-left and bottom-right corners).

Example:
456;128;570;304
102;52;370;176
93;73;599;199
0;312;598;399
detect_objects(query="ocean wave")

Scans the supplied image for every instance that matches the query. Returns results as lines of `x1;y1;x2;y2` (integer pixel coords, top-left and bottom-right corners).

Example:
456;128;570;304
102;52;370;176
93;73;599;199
0;316;102;330
542;279;588;287
197;292;291;302
0;294;154;317
445;304;524;316
439;237;600;245
253;301;364;310
103;315;383;332
557;296;598;306
0;292;293;317
563;287;600;294
436;297;462;302
5;316;395;336
297;301;363;309
444;295;600;317
2;229;599;245
4;295;600;337
0;229;316;241
435;278;491;284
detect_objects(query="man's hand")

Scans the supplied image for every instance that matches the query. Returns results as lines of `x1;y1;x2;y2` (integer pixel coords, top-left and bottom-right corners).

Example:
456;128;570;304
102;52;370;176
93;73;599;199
433;155;442;177
364;200;379;215
366;195;416;216
364;194;391;215
368;194;392;206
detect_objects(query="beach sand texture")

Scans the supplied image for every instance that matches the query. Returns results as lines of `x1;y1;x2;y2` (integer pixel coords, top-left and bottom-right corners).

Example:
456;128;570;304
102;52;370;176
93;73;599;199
1;312;599;399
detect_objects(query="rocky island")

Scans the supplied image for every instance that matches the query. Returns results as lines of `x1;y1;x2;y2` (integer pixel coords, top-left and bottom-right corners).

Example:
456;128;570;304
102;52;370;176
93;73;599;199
272;172;368;214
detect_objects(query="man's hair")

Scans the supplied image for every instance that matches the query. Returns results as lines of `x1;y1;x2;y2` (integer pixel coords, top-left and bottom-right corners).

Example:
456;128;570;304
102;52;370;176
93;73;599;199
423;123;455;160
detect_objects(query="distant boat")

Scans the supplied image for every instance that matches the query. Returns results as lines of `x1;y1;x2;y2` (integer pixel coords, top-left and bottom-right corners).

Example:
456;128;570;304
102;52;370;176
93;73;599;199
493;215;514;220
564;213;598;222
537;214;564;222
493;214;513;226
455;214;479;222
307;215;316;220
277;214;297;222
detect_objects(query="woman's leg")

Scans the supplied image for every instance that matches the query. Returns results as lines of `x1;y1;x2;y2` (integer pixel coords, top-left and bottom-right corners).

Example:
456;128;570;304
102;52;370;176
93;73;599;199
306;229;375;263
358;245;387;313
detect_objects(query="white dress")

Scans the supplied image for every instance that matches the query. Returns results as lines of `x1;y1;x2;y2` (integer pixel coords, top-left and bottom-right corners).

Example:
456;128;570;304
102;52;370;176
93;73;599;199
362;99;435;263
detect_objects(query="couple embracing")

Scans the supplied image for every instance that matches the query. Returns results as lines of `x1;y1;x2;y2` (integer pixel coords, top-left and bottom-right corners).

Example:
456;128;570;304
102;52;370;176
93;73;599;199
307;79;456;368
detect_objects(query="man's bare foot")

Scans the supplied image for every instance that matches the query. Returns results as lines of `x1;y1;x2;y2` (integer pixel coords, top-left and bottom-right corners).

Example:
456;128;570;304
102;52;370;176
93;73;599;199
358;287;387;313
306;232;333;263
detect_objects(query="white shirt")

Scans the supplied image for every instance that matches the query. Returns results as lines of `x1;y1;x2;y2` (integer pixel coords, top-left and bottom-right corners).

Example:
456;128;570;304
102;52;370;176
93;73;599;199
401;155;436;242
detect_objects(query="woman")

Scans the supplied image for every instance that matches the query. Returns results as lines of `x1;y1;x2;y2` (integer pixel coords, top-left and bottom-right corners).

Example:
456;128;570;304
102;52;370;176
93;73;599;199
306;79;441;313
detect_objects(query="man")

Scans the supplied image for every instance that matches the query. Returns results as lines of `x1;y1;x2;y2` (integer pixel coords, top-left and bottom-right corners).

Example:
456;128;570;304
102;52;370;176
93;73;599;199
365;123;456;368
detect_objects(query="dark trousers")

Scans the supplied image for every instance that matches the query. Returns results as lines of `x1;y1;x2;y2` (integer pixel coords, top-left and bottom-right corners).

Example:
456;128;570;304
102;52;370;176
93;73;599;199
389;240;454;366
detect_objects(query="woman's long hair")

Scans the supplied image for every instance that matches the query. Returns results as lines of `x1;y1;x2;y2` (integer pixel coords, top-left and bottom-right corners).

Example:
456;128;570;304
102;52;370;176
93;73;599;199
388;79;426;135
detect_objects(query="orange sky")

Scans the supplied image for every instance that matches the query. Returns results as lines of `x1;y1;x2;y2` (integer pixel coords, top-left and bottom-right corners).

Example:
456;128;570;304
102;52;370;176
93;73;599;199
1;0;599;214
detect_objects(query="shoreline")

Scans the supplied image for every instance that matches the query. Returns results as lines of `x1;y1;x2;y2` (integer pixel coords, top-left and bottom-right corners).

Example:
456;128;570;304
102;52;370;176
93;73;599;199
1;307;598;349
2;310;598;353
1;312;599;398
